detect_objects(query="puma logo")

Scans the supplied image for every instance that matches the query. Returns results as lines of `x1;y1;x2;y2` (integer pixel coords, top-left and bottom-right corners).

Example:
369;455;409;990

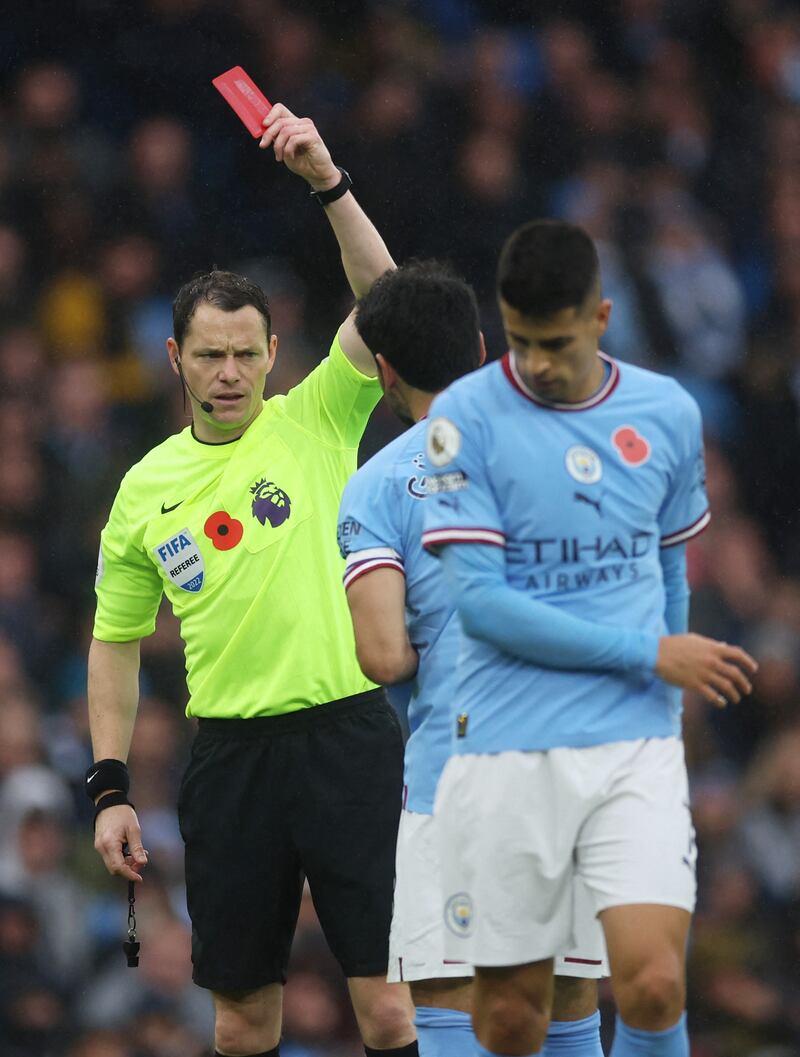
574;492;602;515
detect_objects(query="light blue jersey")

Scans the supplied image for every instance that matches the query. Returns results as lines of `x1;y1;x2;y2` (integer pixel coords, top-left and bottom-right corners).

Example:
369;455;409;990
422;352;709;755
338;420;458;813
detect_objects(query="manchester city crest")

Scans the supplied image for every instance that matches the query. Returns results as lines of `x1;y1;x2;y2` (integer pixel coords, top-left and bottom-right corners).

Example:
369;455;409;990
565;445;603;484
444;892;475;937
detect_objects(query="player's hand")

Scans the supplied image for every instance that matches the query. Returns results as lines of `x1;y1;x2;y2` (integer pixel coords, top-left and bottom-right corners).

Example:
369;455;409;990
655;633;758;707
259;104;340;191
94;804;149;883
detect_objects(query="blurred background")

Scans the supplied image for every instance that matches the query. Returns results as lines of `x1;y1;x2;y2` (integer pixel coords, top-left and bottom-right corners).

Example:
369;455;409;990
1;0;800;1054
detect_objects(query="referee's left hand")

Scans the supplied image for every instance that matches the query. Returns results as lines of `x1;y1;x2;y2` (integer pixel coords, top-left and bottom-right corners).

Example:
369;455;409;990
94;804;148;884
258;104;340;192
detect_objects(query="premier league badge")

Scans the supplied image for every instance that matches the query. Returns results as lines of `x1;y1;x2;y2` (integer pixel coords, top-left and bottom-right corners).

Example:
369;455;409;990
427;417;461;468
250;479;292;528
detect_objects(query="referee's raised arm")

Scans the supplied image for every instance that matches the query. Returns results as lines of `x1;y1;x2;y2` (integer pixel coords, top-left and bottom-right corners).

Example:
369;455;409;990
259;103;394;377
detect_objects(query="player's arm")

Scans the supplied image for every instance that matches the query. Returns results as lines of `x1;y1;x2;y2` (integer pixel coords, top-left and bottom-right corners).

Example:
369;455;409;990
660;543;690;634
345;567;419;685
88;637;148;883
438;541;657;671
424;402;659;676
646;389;758;702
436;541;757;707
651;542;757;704
338;468;416;684
259;105;393;377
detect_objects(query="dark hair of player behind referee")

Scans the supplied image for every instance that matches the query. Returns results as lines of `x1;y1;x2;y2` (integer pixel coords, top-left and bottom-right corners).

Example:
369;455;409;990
497;219;600;320
354;259;482;392
172;269;272;347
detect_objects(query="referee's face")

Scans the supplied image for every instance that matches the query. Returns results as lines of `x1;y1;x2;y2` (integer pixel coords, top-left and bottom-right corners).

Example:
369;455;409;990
168;303;277;442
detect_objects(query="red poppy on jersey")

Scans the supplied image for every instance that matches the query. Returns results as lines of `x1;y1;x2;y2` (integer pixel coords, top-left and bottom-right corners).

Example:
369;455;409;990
612;426;651;466
204;511;244;550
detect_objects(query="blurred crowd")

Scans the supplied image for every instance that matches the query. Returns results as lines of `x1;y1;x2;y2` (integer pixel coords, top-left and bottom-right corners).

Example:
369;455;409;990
1;1;800;1055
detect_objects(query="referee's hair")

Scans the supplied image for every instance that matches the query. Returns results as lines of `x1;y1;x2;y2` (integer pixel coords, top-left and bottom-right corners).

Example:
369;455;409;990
355;260;481;392
497;219;600;320
173;269;272;347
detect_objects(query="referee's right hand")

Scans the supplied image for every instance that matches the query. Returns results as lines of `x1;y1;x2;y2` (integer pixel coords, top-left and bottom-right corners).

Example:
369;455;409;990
94;805;148;883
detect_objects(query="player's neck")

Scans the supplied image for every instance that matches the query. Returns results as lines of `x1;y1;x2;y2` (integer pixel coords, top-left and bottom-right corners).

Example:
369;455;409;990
562;355;607;405
408;388;435;423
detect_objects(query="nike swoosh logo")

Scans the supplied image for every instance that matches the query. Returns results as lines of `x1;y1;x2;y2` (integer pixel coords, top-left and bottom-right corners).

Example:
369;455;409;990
88;770;99;783
161;500;184;514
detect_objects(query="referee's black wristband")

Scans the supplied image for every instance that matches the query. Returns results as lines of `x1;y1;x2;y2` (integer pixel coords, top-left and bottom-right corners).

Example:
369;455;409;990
309;166;352;206
85;758;130;801
93;791;135;828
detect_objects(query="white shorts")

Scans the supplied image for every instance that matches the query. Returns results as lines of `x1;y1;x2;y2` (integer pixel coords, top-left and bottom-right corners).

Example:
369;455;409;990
435;736;696;968
388;810;608;982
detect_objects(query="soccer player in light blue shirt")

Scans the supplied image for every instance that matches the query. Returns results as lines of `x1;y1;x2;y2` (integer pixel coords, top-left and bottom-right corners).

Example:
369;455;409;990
338;260;753;1057
339;262;615;1057
339;265;476;822
422;221;758;1057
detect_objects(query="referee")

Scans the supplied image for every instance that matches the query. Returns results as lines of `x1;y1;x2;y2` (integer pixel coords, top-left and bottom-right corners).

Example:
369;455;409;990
87;105;416;1057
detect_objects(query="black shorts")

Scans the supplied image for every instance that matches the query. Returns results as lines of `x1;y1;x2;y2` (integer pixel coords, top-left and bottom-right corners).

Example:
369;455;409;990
177;689;404;992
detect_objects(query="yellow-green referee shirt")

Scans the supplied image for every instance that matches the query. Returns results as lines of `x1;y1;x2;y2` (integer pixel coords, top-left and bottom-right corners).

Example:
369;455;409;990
94;333;382;719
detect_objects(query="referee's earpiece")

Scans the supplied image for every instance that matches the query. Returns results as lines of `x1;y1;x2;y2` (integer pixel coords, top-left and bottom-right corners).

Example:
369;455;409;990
175;355;214;414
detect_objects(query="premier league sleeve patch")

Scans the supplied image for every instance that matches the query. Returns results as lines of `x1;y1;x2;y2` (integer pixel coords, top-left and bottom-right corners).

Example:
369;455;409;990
153;529;205;593
426;417;461;468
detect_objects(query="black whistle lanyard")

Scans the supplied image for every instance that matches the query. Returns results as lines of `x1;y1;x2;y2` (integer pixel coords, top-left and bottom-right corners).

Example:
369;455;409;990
120;842;141;968
124;879;140;967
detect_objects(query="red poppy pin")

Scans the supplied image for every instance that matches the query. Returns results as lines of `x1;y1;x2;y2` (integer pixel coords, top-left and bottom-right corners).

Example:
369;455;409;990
612;426;651;466
204;510;244;551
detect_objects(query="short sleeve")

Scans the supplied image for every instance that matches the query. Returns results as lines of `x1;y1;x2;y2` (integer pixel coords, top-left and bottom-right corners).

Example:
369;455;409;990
93;479;163;641
658;391;711;548
421;388;505;554
282;330;382;448
338;464;404;589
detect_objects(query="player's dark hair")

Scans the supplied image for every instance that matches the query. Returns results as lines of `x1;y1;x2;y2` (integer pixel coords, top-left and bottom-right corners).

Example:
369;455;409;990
355;260;481;391
172;270;272;347
497;220;600;319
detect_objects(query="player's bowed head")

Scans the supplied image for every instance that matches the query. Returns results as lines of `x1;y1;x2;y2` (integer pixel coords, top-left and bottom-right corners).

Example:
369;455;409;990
496;219;612;405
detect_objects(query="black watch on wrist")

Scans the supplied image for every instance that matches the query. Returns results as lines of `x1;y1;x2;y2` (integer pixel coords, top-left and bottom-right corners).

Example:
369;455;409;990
309;166;352;206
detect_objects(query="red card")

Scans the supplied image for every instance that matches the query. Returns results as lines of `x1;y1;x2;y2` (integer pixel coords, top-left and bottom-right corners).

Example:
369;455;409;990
212;66;272;138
